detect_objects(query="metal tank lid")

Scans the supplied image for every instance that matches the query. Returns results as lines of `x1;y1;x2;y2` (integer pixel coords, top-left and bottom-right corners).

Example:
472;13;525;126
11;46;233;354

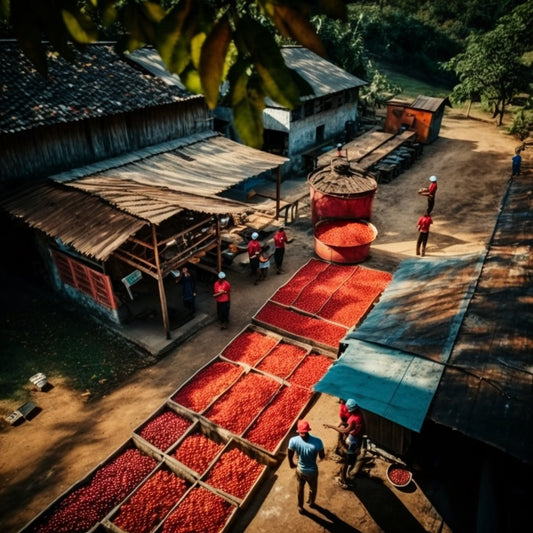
307;158;378;197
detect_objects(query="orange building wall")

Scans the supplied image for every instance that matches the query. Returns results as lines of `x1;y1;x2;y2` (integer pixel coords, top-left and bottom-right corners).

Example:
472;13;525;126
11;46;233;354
384;105;434;144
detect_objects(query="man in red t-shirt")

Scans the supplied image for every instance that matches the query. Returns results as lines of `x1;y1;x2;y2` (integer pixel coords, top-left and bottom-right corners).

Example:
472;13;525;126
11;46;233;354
273;226;289;274
416;211;433;256
247;232;261;283
418;175;438;214
213;271;231;329
324;399;365;488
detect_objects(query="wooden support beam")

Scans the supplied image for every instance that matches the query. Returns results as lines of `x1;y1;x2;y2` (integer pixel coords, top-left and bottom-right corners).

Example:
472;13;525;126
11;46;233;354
151;224;170;339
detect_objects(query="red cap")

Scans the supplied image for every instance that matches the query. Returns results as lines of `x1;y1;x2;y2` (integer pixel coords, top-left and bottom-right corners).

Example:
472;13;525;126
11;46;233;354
297;420;311;433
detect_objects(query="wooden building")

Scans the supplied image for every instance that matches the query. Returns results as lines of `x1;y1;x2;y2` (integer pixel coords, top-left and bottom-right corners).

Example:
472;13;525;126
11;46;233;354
384;95;451;144
0;42;287;337
214;46;367;175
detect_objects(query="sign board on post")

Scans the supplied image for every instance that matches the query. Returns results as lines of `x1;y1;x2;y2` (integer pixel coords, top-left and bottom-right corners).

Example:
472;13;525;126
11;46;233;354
121;270;142;300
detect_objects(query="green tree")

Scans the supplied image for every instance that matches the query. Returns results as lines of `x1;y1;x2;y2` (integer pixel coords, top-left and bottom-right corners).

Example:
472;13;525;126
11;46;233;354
444;3;532;125
313;12;367;78
358;60;402;115
0;0;349;148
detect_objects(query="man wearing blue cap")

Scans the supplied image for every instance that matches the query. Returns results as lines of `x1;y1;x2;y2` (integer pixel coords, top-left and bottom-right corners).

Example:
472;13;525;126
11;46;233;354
324;398;365;488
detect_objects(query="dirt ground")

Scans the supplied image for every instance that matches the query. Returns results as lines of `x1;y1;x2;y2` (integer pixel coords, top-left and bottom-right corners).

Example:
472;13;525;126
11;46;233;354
0;112;526;533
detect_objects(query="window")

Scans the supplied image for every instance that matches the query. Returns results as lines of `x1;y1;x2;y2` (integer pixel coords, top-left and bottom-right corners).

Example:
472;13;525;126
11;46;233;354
52;250;117;309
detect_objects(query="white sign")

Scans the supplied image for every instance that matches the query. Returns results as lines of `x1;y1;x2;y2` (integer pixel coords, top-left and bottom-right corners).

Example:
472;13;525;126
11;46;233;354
121;270;142;300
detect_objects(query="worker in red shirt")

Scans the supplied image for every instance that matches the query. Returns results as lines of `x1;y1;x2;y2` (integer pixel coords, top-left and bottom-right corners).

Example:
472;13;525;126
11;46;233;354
418;175;438;214
324;399;365;488
416;211;433;256
213;271;231;329
247;232;261;284
273;226;289;274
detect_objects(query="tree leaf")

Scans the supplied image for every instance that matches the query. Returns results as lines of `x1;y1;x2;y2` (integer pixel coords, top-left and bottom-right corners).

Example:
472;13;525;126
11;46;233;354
190;31;206;69
180;63;203;94
255;61;301;108
97;0;118;28
271;5;325;56
0;0;10;20
315;0;348;19
228;62;265;148
141;1;165;23
61;9;97;43
233;97;265;149
199;16;231;108
157;0;195;75
238;15;301;108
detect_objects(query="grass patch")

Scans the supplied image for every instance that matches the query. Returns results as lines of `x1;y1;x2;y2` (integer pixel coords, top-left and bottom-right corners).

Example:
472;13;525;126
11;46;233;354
376;62;453;100
0;278;154;405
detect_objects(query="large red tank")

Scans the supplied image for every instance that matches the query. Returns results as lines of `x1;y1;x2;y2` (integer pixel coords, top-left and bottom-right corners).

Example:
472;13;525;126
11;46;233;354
314;219;377;264
308;159;378;225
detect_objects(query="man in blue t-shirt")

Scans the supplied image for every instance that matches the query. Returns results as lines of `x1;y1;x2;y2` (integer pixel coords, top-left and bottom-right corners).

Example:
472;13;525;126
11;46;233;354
287;419;325;513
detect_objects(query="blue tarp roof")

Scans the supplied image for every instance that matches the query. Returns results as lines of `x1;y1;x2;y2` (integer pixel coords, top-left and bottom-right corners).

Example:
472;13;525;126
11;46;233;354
314;341;443;432
315;254;484;433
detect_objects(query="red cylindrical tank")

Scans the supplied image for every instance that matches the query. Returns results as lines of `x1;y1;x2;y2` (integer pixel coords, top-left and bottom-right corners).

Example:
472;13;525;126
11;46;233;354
308;159;378;225
314;219;377;264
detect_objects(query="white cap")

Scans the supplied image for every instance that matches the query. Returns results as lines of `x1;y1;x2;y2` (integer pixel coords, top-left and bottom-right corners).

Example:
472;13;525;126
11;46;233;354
429;175;437;182
218;272;226;279
251;232;259;240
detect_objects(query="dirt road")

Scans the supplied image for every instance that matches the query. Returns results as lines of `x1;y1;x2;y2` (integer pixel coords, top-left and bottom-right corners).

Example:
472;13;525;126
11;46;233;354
0;112;524;533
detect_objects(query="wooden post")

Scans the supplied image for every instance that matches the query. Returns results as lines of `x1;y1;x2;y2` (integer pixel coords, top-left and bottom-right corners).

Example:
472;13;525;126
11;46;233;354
216;218;222;273
151;224;171;339
275;166;281;220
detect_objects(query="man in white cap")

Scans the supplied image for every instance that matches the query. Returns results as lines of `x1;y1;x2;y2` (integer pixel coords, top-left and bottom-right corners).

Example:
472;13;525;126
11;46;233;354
287;419;325;513
247;231;261;284
213;271;231;329
418;175;438;214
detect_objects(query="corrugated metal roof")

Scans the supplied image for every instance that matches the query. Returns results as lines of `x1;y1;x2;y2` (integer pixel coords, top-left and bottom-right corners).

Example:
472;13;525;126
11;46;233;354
126;48;186;88
68;177;249;224
431;176;533;463
410;95;451;112
345;255;483;364
52;131;289;196
126;45;367;108
2;131;285;260
267;46;366;105
0;42;197;134
0;182;146;261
